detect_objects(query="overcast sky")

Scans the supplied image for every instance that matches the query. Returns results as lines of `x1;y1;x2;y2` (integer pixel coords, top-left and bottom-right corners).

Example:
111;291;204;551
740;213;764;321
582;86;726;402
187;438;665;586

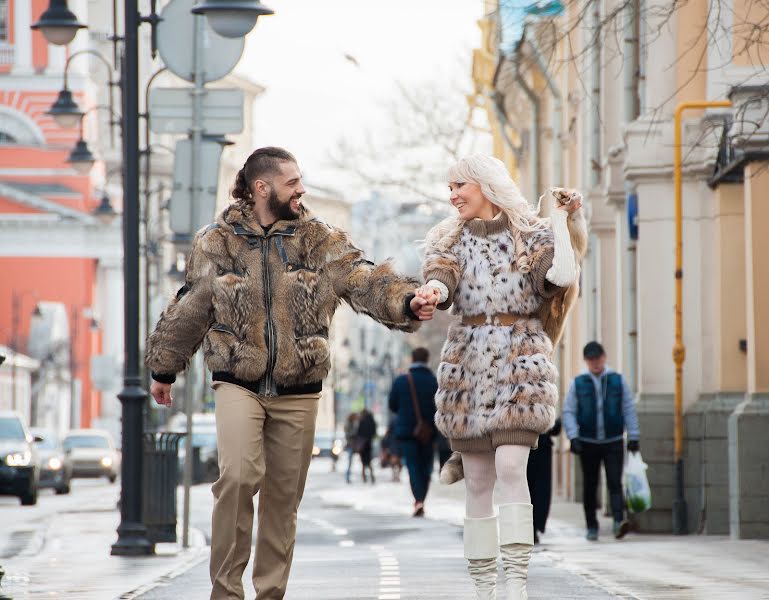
236;0;485;197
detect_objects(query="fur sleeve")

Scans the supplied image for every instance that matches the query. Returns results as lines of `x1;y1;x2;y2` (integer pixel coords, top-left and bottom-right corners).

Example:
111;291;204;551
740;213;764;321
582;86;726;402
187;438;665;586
422;217;461;310
144;228;217;378
317;226;421;332
526;227;561;299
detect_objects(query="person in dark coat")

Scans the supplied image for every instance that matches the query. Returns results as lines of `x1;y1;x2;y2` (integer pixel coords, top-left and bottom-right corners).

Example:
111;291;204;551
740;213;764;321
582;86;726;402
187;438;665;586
388;347;438;517
526;418;561;543
355;408;377;484
380;417;403;482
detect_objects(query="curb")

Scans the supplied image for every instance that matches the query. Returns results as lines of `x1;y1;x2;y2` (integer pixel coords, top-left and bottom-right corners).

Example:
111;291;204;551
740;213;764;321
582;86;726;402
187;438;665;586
116;528;209;600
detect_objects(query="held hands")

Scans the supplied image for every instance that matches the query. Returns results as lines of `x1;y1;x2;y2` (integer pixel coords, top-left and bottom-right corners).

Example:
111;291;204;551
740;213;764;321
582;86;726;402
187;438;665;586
150;381;173;407
410;285;440;321
551;187;583;215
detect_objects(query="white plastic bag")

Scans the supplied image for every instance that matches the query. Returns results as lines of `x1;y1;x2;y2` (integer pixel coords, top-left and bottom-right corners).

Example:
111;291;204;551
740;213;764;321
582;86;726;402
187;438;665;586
624;451;652;513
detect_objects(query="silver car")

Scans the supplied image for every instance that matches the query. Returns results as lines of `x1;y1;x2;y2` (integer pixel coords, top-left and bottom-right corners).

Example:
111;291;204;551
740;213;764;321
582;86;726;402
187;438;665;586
31;428;73;494
63;429;120;483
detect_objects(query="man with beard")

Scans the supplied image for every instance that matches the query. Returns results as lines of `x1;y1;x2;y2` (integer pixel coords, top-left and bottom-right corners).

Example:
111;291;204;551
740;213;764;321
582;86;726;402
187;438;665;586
146;147;437;600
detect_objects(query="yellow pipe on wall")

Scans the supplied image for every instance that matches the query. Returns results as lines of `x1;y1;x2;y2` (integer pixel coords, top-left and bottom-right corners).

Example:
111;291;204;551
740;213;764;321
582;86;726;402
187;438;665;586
672;100;731;463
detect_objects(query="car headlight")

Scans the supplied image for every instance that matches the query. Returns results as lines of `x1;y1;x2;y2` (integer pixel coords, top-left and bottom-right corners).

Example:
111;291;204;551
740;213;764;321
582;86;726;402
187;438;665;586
48;457;63;470
100;456;113;468
7;451;32;467
331;446;342;456
312;446;320;456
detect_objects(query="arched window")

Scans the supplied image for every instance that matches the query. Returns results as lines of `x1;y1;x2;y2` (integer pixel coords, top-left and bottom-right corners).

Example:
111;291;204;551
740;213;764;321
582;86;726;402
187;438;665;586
0;107;46;146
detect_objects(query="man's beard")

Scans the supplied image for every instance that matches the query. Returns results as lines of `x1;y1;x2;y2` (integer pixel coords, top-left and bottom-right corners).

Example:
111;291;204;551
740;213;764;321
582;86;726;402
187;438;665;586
268;188;301;221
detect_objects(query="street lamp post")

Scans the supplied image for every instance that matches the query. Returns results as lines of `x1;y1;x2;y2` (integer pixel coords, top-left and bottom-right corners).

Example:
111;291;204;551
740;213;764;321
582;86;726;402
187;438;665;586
110;0;154;556
48;50;120;145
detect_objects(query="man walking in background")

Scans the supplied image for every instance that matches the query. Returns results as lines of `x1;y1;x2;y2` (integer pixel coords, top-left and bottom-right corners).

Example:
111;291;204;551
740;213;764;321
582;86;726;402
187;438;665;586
388;347;438;517
563;341;641;541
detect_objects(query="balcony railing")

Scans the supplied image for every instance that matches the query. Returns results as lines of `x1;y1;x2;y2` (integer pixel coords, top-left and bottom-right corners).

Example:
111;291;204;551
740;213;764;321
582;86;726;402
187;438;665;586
0;44;14;66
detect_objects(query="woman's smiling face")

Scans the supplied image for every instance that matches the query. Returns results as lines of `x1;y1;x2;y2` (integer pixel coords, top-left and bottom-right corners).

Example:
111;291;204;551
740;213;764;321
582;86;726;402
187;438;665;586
449;180;489;220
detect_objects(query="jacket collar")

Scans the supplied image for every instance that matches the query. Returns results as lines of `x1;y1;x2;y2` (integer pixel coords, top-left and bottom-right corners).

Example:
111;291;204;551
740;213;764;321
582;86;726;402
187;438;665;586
218;201;316;237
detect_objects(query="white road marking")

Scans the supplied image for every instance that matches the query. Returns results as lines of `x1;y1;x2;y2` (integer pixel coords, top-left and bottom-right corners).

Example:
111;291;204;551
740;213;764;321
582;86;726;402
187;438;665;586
371;545;401;600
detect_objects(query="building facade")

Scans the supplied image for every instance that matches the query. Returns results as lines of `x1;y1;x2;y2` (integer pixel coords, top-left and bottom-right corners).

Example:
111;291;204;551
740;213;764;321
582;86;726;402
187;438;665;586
0;0;122;435
473;0;769;537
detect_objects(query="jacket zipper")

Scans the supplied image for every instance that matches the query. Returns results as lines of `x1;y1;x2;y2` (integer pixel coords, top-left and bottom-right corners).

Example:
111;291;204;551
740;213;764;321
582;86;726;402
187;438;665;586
261;236;278;397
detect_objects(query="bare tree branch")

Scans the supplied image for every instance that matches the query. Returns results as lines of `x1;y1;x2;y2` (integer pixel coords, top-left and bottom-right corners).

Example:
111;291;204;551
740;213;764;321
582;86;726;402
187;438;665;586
327;71;491;203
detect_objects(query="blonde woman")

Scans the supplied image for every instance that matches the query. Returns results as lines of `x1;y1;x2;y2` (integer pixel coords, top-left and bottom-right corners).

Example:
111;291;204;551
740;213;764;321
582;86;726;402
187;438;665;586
417;155;587;599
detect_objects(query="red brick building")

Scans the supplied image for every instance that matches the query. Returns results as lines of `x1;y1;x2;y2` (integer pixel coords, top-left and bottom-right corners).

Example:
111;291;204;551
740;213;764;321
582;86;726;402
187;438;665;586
0;0;121;436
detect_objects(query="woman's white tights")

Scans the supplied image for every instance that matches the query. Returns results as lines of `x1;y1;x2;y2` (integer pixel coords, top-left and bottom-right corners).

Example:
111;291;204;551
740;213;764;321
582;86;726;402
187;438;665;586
463;445;531;518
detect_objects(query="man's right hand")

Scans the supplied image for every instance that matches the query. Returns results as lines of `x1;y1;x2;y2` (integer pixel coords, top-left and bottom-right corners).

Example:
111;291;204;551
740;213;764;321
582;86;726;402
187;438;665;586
150;381;173;407
569;439;583;455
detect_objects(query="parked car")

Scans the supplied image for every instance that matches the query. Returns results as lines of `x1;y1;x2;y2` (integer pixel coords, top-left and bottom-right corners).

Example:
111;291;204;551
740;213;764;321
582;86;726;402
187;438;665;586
167;412;219;483
63;429;120;483
0;411;41;505
31;428;72;495
312;430;344;464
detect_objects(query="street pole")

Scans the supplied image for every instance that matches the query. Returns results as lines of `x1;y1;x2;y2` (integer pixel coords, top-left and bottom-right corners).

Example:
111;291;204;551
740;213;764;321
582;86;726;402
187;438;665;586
69;305;78;429
181;13;206;549
10;293;18;413
112;0;153;556
182;357;195;548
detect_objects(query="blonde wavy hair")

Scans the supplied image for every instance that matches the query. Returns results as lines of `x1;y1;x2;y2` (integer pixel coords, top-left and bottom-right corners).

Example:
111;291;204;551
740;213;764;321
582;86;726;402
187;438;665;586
425;154;548;273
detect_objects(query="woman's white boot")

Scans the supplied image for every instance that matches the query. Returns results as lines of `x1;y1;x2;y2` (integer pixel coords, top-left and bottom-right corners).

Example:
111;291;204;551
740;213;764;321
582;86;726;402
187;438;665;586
498;503;534;600
464;515;499;599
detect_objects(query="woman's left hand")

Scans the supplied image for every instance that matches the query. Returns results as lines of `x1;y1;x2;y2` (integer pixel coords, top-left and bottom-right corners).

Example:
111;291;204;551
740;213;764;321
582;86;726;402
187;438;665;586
551;188;583;214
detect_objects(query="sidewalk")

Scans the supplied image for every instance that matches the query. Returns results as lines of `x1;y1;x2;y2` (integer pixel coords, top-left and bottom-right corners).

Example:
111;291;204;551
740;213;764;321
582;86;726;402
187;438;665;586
323;469;769;599
0;488;207;600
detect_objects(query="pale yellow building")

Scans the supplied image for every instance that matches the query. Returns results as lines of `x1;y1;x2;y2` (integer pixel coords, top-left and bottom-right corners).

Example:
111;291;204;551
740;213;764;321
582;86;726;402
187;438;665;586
473;0;769;538
301;187;355;434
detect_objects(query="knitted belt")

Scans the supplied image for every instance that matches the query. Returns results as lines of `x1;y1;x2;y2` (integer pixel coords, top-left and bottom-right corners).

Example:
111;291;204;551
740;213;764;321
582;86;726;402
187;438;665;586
461;313;526;327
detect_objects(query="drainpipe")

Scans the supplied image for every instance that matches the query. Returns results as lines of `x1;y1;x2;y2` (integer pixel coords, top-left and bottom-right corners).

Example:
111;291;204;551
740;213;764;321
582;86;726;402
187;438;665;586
624;0;640;392
590;3;601;189
587;0;601;342
513;58;541;199
491;91;524;163
672;100;732;535
527;38;563;186
638;0;647;116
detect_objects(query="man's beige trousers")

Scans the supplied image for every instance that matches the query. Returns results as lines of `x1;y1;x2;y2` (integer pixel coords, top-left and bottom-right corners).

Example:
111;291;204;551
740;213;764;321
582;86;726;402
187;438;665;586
209;382;319;600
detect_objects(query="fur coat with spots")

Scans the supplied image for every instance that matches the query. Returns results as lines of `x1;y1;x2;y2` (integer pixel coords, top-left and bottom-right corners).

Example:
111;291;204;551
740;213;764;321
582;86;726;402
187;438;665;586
145;202;420;392
422;209;587;448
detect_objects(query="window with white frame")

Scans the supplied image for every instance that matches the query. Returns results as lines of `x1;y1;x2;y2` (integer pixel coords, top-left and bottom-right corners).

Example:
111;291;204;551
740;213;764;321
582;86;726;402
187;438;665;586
0;0;8;43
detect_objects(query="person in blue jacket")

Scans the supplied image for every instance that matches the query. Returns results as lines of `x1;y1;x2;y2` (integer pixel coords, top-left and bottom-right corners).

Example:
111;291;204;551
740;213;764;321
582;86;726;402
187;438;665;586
563;341;640;541
388;347;438;517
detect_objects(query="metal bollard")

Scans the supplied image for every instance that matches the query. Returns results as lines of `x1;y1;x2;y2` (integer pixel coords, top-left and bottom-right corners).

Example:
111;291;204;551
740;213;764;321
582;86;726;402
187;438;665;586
143;432;186;545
